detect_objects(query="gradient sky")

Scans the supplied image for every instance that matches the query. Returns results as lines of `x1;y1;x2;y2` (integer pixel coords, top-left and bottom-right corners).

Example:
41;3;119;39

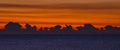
0;0;120;29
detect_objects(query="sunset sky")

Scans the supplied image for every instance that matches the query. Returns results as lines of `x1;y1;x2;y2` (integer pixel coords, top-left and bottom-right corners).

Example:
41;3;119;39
0;0;120;29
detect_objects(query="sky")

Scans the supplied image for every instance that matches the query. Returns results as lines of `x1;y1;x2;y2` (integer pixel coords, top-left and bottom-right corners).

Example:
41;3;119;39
0;0;120;29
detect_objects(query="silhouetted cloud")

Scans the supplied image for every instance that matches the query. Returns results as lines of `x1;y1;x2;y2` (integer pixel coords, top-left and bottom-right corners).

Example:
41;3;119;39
0;2;120;9
0;22;120;35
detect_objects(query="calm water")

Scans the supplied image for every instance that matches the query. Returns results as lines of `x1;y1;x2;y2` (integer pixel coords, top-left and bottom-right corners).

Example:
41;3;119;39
0;35;120;50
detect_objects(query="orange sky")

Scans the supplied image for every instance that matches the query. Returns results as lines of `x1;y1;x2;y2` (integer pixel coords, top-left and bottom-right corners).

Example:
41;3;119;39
0;0;120;29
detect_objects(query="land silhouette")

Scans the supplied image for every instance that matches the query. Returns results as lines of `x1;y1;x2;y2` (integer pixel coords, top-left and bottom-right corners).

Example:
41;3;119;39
0;22;120;35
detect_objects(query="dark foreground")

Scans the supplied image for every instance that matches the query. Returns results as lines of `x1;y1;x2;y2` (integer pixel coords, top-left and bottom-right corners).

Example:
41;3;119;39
0;35;120;50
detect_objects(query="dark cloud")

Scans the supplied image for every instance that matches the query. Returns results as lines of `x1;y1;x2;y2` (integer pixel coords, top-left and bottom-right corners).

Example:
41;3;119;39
0;2;120;9
0;3;46;8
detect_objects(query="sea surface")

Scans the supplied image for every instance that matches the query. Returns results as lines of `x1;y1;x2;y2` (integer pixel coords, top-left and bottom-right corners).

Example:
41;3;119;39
0;35;120;50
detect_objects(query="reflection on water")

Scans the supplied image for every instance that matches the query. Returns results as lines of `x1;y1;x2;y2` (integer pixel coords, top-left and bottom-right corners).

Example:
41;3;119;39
0;35;120;50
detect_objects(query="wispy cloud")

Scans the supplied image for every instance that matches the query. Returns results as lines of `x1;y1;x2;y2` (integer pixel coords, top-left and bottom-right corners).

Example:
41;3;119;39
0;2;120;9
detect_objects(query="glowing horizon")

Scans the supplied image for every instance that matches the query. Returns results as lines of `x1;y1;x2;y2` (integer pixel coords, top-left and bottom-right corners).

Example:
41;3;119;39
0;0;120;29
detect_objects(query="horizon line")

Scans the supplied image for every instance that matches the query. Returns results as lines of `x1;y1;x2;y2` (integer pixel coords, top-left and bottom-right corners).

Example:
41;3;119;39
0;22;120;30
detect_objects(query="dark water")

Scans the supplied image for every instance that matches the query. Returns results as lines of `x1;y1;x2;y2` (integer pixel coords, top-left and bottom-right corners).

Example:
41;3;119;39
0;35;120;50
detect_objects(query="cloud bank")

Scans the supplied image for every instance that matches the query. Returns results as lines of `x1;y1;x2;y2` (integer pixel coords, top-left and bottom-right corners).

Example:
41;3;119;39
0;2;120;9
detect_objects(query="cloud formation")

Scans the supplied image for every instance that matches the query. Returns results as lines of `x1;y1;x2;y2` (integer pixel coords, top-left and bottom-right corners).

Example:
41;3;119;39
0;2;120;9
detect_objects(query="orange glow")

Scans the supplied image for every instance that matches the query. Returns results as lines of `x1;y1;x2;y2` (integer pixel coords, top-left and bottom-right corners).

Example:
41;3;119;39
0;1;120;30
